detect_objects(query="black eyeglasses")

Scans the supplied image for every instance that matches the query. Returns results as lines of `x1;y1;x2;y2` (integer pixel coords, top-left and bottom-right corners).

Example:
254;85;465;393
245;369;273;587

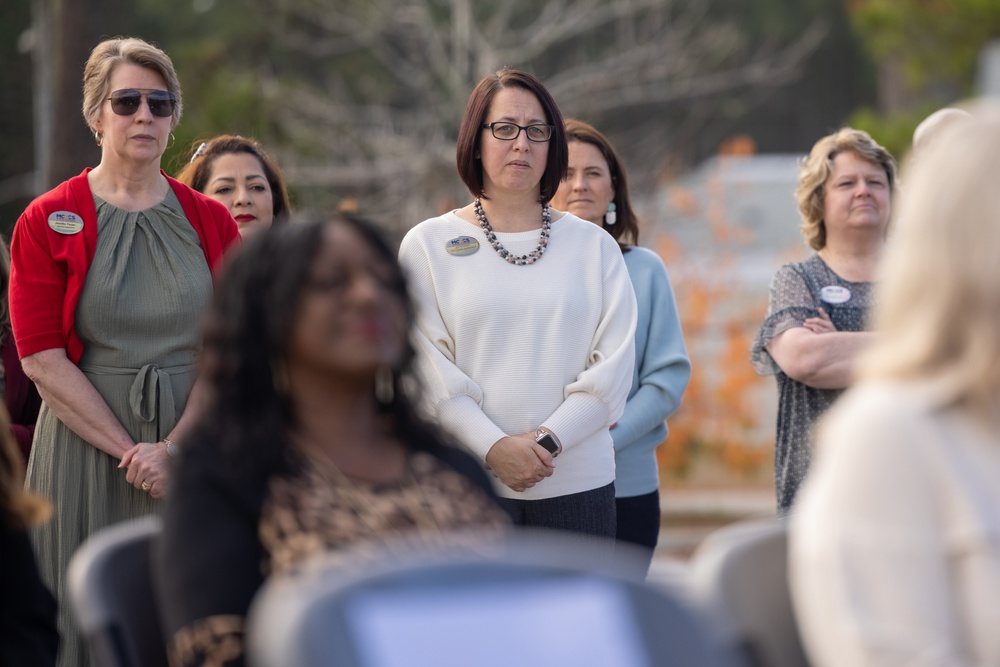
106;88;178;118
482;122;553;142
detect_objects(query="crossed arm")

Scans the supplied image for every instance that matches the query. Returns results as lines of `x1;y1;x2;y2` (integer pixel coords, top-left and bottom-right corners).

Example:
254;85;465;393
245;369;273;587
766;308;876;390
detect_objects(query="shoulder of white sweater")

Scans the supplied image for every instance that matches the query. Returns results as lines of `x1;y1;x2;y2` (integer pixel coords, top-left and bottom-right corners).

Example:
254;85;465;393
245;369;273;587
403;210;466;239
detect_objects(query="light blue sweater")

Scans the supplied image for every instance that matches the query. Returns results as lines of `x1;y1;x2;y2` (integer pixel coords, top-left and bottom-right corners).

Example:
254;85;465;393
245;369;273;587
612;246;691;497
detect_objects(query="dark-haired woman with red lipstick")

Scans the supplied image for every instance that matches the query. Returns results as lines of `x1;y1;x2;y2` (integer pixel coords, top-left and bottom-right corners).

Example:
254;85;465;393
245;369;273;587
176;135;291;237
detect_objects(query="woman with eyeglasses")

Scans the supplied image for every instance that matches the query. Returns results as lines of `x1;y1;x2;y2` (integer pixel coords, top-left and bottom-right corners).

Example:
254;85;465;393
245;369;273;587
175;135;291;237
10;37;238;667
399;68;637;542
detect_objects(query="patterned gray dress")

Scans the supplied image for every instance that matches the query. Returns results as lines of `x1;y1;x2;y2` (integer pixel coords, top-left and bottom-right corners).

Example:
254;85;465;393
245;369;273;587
25;189;213;667
751;254;874;513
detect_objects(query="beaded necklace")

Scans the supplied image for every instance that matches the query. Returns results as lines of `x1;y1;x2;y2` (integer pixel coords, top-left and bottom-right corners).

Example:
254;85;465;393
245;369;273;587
474;197;551;265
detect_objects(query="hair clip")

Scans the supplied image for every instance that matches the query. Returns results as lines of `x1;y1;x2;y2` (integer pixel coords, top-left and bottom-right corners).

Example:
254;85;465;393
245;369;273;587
190;142;207;163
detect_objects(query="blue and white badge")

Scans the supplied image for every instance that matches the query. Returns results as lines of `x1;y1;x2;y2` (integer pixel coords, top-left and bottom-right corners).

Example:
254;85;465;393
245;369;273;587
47;211;84;235
445;236;479;256
820;285;851;304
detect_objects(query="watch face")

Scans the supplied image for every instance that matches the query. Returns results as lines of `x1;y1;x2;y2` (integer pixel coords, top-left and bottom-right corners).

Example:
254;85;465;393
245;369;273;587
536;434;559;455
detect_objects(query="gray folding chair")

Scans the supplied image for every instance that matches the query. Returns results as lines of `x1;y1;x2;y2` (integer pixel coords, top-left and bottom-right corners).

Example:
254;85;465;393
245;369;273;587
67;516;167;667
247;529;739;667
689;518;810;667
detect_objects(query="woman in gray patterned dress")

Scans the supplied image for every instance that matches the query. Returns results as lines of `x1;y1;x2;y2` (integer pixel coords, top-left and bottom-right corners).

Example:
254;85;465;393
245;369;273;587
9;37;239;667
751;128;896;514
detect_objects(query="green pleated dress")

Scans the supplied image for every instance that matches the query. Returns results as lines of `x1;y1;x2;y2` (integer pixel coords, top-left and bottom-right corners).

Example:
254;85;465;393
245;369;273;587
25;189;213;667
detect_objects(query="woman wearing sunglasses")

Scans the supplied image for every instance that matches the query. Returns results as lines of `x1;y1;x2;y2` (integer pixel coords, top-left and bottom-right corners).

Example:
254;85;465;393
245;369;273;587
9;36;239;667
399;69;637;543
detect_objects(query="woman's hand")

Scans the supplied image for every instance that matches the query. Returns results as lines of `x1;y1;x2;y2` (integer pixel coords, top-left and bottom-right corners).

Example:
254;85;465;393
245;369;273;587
120;442;170;499
485;434;556;492
803;307;837;334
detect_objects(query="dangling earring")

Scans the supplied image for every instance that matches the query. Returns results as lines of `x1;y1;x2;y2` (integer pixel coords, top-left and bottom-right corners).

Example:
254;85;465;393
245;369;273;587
94;131;103;147
375;366;395;405
167;132;176;149
271;358;290;396
604;202;617;226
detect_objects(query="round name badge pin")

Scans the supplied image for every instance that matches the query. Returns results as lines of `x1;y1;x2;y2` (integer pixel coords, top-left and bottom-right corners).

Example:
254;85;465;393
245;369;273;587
446;236;480;256
820;285;851;304
47;211;84;235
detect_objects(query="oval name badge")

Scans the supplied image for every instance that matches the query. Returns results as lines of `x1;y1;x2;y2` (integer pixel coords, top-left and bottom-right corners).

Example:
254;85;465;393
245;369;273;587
820;285;851;304
446;236;479;256
47;211;84;235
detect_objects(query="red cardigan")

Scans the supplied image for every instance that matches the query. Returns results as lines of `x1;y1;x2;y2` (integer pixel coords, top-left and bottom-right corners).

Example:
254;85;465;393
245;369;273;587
9;169;240;364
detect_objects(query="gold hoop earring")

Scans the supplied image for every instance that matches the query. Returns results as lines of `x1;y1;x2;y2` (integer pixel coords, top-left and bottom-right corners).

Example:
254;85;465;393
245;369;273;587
167;132;176;150
375;366;395;405
94;131;103;147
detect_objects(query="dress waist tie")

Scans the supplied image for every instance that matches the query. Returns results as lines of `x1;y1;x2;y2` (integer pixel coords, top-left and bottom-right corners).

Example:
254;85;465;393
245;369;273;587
77;362;197;432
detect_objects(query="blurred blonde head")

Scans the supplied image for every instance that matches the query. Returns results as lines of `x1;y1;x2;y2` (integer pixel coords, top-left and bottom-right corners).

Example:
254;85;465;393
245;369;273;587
911;107;972;156
795;128;896;250
860;103;1000;412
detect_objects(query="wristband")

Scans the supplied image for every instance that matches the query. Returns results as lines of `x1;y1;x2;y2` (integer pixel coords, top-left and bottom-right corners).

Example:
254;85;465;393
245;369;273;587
161;437;179;458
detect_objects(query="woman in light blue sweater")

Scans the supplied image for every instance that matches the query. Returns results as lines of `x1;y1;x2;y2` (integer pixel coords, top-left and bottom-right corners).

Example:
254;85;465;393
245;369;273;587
551;119;691;576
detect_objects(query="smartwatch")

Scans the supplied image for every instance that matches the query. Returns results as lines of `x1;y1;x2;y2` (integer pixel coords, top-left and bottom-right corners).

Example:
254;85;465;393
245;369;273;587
535;430;560;457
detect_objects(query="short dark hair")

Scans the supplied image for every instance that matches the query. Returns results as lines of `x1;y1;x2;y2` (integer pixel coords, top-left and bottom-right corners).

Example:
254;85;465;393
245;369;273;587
456;68;568;202
175;135;291;223
563;119;639;251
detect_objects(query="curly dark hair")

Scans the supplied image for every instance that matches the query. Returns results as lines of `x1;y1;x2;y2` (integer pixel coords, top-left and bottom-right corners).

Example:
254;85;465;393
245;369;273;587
193;213;447;478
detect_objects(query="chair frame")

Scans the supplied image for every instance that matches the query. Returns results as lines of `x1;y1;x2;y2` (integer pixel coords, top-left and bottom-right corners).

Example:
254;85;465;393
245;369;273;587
689;518;810;667
67;516;167;667
247;529;737;667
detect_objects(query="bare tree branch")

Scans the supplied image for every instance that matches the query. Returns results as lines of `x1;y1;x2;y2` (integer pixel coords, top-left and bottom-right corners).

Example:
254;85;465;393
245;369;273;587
250;0;826;231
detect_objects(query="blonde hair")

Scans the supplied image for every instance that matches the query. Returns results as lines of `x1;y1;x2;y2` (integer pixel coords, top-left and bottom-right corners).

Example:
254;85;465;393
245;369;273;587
81;37;182;133
859;103;1000;411
795;128;896;250
0;404;49;531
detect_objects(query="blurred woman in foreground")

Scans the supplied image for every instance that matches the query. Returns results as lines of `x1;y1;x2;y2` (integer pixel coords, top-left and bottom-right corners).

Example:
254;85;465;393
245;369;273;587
157;215;509;667
0;403;57;667
791;105;1000;666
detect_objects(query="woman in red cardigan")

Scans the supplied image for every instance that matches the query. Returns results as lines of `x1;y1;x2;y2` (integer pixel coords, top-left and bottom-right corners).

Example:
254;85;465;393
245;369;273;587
9;37;239;667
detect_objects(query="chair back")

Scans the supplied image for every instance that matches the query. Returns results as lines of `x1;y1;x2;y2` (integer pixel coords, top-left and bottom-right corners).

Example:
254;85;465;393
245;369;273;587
689;518;809;667
247;529;738;667
67;516;167;667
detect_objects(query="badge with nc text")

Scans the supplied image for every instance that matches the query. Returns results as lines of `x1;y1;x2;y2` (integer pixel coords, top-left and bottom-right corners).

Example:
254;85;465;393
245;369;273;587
47;211;84;235
820;285;851;304
445;236;479;256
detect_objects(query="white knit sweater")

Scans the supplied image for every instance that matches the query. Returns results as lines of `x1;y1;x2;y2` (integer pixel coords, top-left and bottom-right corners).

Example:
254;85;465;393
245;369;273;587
399;210;638;500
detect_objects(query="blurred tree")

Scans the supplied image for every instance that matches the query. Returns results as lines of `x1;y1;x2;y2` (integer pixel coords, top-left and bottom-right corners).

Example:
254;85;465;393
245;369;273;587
0;2;34;233
846;0;1000;157
243;0;828;231
0;0;145;234
2;0;868;235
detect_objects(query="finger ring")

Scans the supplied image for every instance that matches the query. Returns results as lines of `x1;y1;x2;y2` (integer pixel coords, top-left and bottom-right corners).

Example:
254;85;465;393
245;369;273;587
141;482;151;491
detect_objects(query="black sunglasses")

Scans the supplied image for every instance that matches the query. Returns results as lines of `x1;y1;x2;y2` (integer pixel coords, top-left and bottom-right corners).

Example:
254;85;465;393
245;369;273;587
107;88;178;118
